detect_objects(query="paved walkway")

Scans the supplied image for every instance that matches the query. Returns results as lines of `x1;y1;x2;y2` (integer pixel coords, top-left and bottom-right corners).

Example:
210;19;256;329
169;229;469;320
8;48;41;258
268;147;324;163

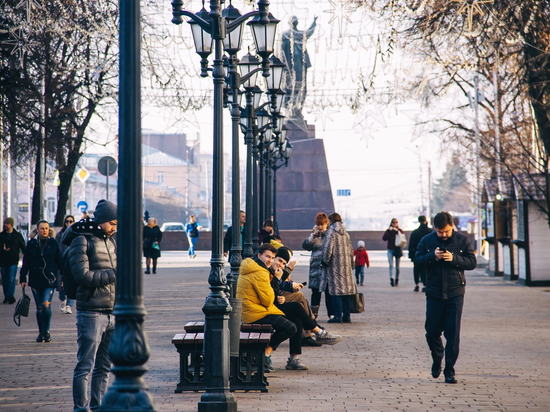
1;251;549;411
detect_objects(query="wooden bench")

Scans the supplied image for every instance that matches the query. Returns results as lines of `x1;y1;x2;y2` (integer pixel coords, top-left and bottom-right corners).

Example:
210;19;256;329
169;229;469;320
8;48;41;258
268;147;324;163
172;322;272;393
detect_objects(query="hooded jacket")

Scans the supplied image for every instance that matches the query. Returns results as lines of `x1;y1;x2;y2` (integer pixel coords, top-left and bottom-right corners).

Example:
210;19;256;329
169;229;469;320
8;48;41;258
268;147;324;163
236;257;285;323
319;221;355;296
408;222;433;261
20;237;61;289
62;219;117;313
414;230;476;300
301;228;326;290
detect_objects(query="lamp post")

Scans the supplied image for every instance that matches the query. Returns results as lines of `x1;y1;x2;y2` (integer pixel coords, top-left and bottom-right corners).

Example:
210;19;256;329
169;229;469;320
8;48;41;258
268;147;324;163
171;1;277;409
271;135;291;227
101;1;156;411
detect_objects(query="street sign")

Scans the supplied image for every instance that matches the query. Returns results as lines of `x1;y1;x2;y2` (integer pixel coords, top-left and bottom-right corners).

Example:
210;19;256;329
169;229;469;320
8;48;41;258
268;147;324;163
337;189;351;196
76;168;90;184
98;156;118;176
77;201;88;213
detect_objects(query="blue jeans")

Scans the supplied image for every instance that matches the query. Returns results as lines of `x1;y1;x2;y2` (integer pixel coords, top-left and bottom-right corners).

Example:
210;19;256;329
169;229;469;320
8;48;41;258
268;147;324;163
1;264;18;299
31;288;55;335
188;237;198;256
58;286;75;307
331;295;352;320
73;311;115;412
387;250;401;280
425;295;464;378
355;266;364;284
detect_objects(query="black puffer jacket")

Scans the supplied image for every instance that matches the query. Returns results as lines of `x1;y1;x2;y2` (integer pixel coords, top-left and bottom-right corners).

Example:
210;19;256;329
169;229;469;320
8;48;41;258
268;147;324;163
408;222;433;261
414;231;476;300
62;220;117;313
20;237;61;289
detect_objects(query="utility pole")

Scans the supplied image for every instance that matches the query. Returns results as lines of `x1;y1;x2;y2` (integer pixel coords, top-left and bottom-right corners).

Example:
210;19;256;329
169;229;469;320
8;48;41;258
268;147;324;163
474;75;482;256
427;161;432;223
493;53;501;189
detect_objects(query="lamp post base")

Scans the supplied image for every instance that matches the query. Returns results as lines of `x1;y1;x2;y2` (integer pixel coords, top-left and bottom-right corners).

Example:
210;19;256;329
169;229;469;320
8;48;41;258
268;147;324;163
198;394;238;412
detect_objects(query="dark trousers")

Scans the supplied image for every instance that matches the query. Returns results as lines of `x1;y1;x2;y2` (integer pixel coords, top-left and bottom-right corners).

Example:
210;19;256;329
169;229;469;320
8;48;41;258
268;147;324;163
253;314;297;354
413;264;427;285
331;295;352;320
311;286;334;317
425;295;464;377
276;301;319;355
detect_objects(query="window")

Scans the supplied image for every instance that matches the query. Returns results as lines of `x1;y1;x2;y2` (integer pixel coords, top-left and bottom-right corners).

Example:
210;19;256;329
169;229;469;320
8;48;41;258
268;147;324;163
157;171;164;184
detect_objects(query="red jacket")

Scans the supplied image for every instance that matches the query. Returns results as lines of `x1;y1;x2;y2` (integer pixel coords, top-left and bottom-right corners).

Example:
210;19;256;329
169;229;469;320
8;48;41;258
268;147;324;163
353;248;370;267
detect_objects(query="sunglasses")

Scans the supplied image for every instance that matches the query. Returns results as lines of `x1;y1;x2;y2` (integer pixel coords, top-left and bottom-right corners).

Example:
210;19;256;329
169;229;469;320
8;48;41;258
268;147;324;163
65;220;74;223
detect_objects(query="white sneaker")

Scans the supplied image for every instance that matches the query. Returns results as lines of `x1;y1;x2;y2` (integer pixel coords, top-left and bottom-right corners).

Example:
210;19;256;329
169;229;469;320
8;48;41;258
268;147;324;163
60;300;67;313
65;306;72;314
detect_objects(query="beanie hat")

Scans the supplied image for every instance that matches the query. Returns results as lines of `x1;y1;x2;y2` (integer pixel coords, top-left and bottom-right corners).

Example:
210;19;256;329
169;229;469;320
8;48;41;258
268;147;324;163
275;246;292;263
358;240;365;248
4;217;15;227
94;199;118;224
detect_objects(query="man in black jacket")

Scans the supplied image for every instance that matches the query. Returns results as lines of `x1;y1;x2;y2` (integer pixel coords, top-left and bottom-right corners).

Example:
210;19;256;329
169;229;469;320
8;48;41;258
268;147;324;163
63;199;117;412
0;217;26;304
414;211;476;384
408;215;433;292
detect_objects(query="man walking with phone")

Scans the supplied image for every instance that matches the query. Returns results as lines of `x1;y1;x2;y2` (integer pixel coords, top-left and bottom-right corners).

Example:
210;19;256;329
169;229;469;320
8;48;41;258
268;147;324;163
414;211;476;384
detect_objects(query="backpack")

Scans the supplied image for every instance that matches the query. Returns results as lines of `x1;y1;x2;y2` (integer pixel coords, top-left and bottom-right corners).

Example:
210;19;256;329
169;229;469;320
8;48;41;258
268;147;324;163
62;248;78;300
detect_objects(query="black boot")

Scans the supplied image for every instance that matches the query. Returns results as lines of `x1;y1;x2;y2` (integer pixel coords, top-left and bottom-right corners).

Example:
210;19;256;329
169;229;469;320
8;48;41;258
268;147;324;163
145;267;151;274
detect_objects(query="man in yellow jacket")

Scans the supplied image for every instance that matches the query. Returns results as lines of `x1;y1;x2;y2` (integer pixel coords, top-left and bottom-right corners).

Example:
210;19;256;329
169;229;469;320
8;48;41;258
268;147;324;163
237;243;341;370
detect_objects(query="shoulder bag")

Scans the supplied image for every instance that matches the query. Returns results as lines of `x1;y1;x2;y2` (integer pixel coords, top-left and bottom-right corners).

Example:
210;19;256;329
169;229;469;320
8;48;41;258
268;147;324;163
13;287;31;326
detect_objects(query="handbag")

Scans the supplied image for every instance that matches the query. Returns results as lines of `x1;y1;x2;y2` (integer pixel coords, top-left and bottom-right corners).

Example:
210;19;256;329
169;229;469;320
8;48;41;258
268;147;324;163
394;247;403;258
395;231;407;248
152;242;160;250
350;288;365;314
13;287;31;327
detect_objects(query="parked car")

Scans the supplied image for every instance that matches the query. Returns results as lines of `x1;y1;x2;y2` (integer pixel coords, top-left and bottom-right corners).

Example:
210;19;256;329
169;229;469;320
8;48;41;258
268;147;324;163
160;222;186;232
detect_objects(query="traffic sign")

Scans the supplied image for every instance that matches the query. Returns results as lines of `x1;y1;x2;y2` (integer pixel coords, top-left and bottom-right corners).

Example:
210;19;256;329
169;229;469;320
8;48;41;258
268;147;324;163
98;156;117;176
337;189;351;196
76;167;90;184
77;201;88;212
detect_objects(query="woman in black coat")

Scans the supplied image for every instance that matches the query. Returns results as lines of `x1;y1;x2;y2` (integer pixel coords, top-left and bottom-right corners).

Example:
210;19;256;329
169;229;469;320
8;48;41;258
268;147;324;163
143;217;162;274
20;220;61;342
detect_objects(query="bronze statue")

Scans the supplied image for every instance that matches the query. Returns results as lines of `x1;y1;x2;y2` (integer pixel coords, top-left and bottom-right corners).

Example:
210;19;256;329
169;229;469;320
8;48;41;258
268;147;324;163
281;16;317;120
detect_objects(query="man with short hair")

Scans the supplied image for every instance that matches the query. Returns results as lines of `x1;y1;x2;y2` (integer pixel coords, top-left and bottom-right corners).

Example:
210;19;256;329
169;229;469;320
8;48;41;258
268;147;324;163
408;215;433;292
63;199;118;412
185;215;200;258
0;217;26;304
414;211;476;384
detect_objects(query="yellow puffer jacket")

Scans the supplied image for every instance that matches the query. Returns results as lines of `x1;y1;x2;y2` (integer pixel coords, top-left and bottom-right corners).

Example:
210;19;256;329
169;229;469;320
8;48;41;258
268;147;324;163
237;258;285;323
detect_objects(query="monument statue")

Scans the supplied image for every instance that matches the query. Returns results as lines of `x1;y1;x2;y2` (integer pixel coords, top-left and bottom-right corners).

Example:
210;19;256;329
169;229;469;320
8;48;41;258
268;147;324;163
281;16;317;120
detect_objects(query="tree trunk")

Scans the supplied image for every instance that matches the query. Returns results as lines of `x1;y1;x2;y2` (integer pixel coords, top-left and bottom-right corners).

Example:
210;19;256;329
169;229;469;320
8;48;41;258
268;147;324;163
31;155;42;225
54;147;83;226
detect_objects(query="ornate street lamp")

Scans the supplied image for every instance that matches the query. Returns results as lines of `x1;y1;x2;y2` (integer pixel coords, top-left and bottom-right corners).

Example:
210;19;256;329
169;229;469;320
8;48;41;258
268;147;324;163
271;136;292;231
101;1;156;411
171;0;277;409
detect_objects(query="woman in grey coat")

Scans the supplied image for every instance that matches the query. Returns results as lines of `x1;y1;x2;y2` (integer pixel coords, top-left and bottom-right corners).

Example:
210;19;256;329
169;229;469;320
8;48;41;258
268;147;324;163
302;213;333;319
319;213;355;323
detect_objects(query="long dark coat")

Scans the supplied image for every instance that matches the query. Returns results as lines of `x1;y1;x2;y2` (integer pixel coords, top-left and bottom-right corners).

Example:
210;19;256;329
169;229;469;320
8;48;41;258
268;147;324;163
319;222;355;296
143;225;162;259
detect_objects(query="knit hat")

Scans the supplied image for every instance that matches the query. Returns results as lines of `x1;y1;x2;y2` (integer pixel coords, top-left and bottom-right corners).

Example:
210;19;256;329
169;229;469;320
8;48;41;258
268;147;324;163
358;240;365;248
4;217;15;227
94;199;118;224
275;246;292;263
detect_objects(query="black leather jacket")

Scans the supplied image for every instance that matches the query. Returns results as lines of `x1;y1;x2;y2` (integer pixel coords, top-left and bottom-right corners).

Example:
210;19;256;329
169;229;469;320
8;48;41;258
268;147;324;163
414;231;476;300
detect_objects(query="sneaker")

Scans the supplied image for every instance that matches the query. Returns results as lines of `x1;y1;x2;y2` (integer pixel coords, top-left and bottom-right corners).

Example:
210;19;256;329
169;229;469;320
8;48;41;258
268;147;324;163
265;354;275;371
36;334;44;343
302;337;322;347
342;316;351;324
327;317;342;324
192;254;197;259
65;305;72;314
414;285;419;292
422;287;426;293
315;329;342;345
44;332;51;343
60;300;67;313
285;356;308;370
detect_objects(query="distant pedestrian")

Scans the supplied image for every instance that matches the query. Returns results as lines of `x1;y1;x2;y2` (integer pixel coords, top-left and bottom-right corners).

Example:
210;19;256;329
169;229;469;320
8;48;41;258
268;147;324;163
20;220;61;342
223;210;245;258
408;215;433;292
382;217;404;287
186;215;200;258
62;199;117;411
353;240;370;286
271;214;279;235
55;215;75;314
320;213;355;324
414;211;476;384
0;217;26;304
302;213;333;320
143;217;162;274
258;219;274;244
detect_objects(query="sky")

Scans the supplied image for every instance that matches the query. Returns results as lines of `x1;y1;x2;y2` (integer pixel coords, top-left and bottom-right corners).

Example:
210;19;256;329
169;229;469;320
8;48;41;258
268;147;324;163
87;0;470;230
